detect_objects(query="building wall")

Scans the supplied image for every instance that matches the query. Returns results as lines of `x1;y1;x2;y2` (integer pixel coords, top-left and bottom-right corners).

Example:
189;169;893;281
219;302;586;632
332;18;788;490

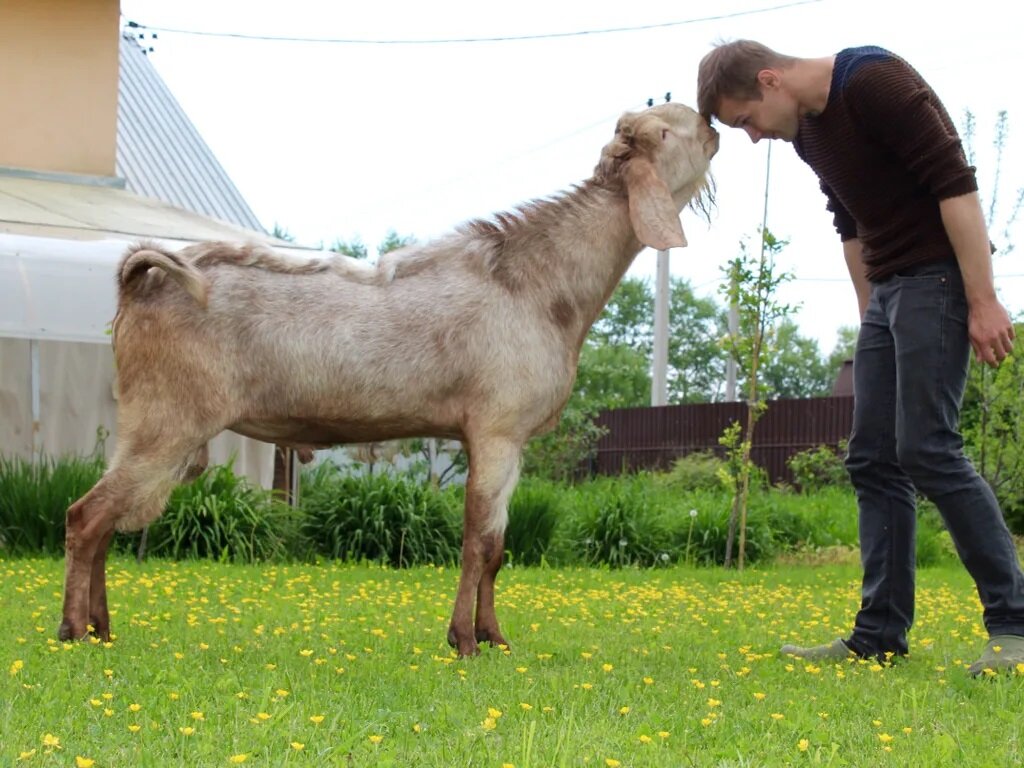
0;0;120;177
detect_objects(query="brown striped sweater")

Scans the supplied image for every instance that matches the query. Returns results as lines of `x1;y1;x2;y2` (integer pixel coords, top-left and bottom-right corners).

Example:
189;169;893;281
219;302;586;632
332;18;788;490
793;46;978;281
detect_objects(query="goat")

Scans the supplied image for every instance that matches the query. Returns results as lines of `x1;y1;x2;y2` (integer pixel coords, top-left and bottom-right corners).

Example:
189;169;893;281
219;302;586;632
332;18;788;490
59;103;718;656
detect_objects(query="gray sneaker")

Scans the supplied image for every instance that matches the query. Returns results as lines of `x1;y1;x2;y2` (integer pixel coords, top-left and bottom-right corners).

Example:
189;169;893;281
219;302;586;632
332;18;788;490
779;638;856;662
968;634;1024;677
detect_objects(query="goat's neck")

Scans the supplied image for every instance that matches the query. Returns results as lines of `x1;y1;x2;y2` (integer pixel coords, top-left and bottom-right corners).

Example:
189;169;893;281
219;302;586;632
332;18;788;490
540;187;655;340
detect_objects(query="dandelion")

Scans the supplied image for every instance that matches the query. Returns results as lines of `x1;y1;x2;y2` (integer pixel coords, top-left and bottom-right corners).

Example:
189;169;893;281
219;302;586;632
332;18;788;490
619;706;630;715
256;712;271;721
516;666;527;674
643;676;654;685
902;727;913;735
369;735;383;745
10;659;24;675
520;703;533;711
602;663;614;672
798;739;809;752
229;754;249;764
75;758;95;768
707;698;721;708
412;723;423;733
310;715;325;725
606;759;621;767
128;725;141;733
179;726;195;736
42;734;61;750
18;749;36;760
753;692;767;701
129;703;142;712
658;731;670;740
290;742;305;751
191;711;205;721
276;689;289;697
701;718;713;727
878;733;894;744
502;764;515;768
771;713;785;721
639;735;652;744
488;708;503;719
300;649;314;657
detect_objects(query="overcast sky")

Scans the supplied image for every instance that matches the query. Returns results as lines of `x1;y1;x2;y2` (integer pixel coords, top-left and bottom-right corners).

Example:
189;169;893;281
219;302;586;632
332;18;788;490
119;0;1024;355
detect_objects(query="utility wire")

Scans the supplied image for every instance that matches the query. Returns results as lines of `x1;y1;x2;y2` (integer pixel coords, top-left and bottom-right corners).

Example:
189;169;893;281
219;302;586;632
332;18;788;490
125;1;824;45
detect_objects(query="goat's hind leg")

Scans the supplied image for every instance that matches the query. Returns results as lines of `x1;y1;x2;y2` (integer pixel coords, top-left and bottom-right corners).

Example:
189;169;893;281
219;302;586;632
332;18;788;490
59;437;205;641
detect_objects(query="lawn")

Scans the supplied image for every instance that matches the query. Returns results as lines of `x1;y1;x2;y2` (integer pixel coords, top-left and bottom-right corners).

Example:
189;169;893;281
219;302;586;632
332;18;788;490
2;557;1022;767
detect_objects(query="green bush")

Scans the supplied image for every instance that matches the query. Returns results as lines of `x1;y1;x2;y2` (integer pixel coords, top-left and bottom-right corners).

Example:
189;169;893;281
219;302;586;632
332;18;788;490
505;478;563;565
787;442;851;493
0;452;105;555
140;464;297;563
567;476;674;567
660;451;726;492
300;464;461;567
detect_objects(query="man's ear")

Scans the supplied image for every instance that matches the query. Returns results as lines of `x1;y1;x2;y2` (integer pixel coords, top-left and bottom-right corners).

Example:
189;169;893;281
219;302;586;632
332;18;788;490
756;69;780;90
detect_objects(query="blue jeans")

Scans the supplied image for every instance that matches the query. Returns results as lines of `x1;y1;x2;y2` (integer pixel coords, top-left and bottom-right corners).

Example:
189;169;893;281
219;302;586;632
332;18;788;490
844;258;1024;656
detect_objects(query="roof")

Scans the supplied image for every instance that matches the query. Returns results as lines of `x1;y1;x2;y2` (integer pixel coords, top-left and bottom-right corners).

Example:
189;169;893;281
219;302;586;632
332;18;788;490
116;34;265;233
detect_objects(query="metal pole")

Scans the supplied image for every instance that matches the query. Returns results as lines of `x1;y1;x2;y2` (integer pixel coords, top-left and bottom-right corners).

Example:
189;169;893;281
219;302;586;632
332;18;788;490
651;248;670;406
30;339;40;456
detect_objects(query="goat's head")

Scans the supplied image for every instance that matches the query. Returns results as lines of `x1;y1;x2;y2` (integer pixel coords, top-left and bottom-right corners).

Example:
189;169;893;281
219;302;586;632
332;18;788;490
594;103;718;250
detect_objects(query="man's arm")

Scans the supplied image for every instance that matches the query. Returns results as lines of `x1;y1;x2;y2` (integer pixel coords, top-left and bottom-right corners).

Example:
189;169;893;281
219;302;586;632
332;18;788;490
843;238;870;321
940;191;1015;366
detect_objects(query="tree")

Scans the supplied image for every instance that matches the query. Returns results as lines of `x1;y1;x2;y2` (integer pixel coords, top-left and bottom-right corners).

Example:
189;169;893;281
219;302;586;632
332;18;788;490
826;325;858;379
330;236;368;260
589;276;654;353
719;228;795;569
377;229;416;256
667;279;728;403
757;318;832;399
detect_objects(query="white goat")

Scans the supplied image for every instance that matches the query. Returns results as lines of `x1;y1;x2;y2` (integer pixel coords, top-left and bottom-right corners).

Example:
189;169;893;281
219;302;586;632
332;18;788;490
59;103;718;656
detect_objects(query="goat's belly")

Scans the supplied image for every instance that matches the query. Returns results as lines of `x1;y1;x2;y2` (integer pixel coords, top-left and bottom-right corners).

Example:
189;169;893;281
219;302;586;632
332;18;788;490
229;417;463;447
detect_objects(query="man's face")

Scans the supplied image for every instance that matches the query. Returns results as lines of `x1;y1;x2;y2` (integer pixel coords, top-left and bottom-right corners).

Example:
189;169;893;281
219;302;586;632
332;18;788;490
716;82;800;143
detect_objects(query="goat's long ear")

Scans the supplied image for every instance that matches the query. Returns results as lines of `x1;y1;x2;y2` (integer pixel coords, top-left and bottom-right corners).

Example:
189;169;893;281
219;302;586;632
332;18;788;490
622;156;687;250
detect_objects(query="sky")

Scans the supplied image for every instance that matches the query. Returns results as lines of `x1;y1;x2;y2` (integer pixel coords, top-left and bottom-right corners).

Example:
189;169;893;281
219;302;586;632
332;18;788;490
118;0;1024;356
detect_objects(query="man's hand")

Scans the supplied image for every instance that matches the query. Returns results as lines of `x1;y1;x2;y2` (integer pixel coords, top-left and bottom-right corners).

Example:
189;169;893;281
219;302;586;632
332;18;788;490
968;297;1015;367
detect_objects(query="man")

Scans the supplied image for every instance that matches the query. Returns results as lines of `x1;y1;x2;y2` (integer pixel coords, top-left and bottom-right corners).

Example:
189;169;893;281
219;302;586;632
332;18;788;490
697;40;1024;674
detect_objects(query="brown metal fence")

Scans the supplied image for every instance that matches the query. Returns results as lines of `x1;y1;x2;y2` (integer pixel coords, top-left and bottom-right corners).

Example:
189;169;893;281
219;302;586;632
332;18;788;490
592;396;855;484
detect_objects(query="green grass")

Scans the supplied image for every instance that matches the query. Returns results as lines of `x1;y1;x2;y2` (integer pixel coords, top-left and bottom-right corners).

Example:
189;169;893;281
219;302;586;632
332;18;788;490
2;558;1022;767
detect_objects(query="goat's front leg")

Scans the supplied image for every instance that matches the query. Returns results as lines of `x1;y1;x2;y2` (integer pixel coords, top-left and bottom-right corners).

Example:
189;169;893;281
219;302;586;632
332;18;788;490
448;437;521;657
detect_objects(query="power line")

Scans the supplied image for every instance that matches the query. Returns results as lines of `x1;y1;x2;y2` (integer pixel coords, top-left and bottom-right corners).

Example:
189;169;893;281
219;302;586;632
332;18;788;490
125;1;824;46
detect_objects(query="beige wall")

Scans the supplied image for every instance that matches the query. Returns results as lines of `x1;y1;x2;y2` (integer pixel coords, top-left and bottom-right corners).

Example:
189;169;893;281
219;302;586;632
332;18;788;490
0;0;120;177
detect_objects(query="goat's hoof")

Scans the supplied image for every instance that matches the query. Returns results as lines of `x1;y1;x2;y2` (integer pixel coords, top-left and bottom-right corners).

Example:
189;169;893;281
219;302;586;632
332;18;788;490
57;619;83;642
89;618;111;642
447;626;480;658
475;628;510;651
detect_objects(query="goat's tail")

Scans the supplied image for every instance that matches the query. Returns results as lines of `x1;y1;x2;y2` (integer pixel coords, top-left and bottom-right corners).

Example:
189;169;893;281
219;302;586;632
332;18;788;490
118;241;209;308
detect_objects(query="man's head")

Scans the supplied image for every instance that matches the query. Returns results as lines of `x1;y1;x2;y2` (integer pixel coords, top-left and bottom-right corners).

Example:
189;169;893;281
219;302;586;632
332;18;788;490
697;40;801;143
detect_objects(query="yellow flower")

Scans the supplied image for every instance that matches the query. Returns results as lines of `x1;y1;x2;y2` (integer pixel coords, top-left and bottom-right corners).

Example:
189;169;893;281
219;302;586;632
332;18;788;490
179;726;195;736
256;712;271;721
872;720;883;727
602;663;614;672
903;727;913;735
18;749;36;760
412;723;423;733
309;715;325;725
798;739;809;752
619;706;630;715
878;733;894;744
502;764;515;768
707;698;721;708
300;649;314;657
229;755;249;764
42;734;61;749
129;703;142;712
639;734;652;744
520;703;533;711
276;689;289;697
369;734;383;745
643;676;654;685
771;713;784;720
516;666;527;673
290;742;305;751
169;692;180;701
481;717;497;731
90;699;102;707
191;711;205;721
488;708;503;719
128;725;141;733
76;758;95;768
701;718;713;727
658;731;670;739
606;759;621;767
9;659;24;675
753;692;767;701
